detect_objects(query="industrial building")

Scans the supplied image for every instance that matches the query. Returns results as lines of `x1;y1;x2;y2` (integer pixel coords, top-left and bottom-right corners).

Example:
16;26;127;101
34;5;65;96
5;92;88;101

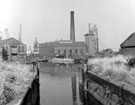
39;11;87;59
120;32;135;56
0;37;27;61
39;40;86;59
39;11;99;59
0;25;27;61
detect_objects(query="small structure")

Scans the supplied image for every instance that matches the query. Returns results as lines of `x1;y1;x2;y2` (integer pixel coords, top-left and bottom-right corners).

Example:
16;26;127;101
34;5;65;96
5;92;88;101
120;32;135;56
100;48;114;57
0;37;27;61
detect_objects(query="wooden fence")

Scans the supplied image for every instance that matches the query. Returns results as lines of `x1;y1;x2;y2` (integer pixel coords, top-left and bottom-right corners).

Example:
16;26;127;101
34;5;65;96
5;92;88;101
79;64;135;105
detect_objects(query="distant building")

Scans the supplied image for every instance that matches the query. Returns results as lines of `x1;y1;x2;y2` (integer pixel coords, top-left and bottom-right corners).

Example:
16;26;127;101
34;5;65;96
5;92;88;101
120;32;135;56
84;24;98;56
0;37;27;61
33;37;39;54
39;40;86;59
39;11;87;59
100;49;114;57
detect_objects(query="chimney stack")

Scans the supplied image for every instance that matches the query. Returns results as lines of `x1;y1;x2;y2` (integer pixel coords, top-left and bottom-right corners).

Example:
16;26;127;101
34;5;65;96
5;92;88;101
70;11;75;42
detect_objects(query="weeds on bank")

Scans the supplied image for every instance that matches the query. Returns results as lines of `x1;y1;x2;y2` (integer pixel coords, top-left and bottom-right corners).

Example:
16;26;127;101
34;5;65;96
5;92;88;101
88;55;135;91
0;62;35;105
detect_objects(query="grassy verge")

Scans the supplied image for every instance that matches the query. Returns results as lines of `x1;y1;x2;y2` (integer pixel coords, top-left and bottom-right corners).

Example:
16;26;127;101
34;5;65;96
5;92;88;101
88;55;135;93
0;62;35;105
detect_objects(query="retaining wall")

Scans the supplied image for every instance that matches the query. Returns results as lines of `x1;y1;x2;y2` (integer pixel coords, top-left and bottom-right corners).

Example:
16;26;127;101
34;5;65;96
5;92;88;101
79;66;135;105
20;63;40;105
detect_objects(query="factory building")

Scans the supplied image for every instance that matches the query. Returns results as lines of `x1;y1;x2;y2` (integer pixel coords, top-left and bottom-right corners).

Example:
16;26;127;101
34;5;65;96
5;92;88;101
39;40;86;59
0;37;27;61
38;11;100;59
39;11;87;59
0;25;27;61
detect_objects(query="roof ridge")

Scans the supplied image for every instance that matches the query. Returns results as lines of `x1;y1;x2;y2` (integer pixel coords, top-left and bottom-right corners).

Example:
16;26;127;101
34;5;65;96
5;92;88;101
121;32;135;47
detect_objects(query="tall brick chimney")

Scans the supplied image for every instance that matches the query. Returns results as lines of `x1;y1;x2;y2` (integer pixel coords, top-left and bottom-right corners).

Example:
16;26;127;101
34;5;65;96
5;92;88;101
70;11;75;42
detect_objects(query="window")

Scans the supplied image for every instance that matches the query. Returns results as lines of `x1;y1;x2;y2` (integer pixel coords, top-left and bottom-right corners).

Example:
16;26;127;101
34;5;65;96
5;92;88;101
22;46;24;52
70;50;72;54
75;49;77;54
58;49;60;54
18;45;25;52
64;50;66;55
18;46;21;52
6;45;8;50
81;49;83;55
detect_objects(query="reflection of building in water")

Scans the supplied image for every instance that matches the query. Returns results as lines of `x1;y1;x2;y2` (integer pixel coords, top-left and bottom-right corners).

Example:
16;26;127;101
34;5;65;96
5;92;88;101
79;83;89;105
79;82;104;105
71;75;77;105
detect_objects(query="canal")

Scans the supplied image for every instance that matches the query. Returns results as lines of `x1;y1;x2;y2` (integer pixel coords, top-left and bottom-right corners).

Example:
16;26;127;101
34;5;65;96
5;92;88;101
39;63;101;105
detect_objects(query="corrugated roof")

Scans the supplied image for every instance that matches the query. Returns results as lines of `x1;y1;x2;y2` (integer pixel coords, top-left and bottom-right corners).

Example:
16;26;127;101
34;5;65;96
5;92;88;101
120;32;135;48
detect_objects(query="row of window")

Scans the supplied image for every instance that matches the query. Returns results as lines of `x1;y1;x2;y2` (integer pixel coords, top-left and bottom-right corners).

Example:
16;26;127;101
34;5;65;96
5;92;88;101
2;45;25;52
18;45;25;52
57;49;84;55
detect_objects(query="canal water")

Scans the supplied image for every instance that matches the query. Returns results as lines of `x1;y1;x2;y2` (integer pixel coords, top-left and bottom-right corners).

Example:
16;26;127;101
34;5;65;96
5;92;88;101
39;63;101;105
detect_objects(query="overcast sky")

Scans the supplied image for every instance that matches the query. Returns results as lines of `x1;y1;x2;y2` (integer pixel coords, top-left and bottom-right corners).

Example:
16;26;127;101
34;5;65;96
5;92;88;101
0;0;135;51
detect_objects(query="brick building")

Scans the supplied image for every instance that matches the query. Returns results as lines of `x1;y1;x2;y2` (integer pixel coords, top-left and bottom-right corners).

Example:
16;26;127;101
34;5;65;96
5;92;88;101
39;40;86;59
0;37;27;61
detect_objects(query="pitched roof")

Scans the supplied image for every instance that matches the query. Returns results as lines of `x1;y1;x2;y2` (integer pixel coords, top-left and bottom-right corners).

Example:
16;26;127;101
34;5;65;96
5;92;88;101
120;32;135;48
39;40;86;47
0;37;26;47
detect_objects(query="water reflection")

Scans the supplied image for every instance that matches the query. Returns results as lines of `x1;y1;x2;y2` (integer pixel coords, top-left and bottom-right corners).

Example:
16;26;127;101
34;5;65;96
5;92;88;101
71;75;77;105
40;63;101;105
79;80;103;105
